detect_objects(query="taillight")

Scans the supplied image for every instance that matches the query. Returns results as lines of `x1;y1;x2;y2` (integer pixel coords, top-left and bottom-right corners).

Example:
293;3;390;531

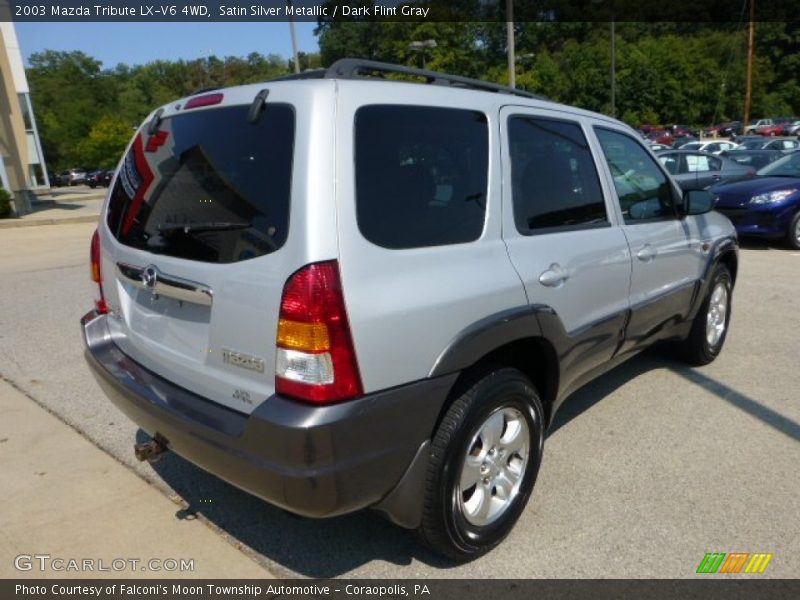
184;93;223;110
90;229;108;314
275;261;363;404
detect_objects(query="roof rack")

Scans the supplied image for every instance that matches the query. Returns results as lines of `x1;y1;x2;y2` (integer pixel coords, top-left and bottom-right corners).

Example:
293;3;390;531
267;69;327;82
268;58;545;100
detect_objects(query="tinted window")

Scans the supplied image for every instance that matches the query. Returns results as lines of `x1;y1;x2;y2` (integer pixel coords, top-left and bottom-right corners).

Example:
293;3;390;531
595;128;676;222
685;153;714;172
355;105;488;249
508;117;606;233
659;154;679;175
757;152;800;177
106;104;294;263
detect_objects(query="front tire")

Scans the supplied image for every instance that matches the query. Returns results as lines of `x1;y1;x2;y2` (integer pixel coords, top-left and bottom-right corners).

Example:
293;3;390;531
678;263;732;365
787;211;800;250
418;368;544;561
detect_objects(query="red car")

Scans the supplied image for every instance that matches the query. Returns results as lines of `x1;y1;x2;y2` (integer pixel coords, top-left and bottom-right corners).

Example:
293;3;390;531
758;124;786;136
647;129;674;145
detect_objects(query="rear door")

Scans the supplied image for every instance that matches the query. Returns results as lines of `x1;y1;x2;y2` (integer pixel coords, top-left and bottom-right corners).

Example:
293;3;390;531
98;85;336;414
499;107;632;388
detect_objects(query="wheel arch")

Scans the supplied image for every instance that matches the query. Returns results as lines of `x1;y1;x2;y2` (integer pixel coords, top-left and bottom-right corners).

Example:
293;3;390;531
429;307;561;434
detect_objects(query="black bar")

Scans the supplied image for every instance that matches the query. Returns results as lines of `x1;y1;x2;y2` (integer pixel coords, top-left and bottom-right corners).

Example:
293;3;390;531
2;1;799;23
3;580;800;600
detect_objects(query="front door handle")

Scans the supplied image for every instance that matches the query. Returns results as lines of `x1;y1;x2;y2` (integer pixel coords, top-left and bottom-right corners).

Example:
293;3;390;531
539;264;569;287
636;244;657;262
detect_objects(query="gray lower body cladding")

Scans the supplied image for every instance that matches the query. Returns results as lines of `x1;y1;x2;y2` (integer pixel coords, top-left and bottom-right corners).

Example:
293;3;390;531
82;312;455;521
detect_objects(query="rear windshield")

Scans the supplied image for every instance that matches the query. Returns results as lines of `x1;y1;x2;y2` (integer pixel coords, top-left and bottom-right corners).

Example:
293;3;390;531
106;104;294;263
355;105;488;249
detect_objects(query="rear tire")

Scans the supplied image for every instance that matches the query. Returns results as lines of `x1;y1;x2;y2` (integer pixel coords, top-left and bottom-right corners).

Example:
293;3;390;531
677;263;732;365
787;211;800;250
417;367;544;561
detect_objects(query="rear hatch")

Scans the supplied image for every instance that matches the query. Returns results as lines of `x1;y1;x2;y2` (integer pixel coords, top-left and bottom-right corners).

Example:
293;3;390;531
99;93;303;414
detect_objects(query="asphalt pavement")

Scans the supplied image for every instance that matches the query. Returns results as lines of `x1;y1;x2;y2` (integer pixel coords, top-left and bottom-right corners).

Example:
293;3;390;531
0;221;798;578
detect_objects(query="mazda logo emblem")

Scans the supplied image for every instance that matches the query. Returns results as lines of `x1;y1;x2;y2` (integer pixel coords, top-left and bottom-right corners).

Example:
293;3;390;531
142;265;159;292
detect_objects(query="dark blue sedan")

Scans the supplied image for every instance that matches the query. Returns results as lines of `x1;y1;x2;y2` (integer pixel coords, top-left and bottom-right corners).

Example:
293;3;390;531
712;152;800;249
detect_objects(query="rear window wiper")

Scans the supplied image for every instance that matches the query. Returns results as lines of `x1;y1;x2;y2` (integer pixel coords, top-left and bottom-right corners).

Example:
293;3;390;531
157;221;251;234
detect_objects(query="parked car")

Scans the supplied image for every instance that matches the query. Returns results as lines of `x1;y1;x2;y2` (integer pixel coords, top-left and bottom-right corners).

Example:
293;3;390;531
678;140;739;155
48;171;65;187
734;137;800;152
784;120;800;136
671;124;700;138
731;134;763;144
720;149;785;171
648;142;672;152
656;150;755;191
86;170;113;188
744;118;773;135
66;168;87;185
762;137;800;152
712;151;800;249
720;121;743;137
671;136;699;149
705;121;742;138
647;129;674;145
757;123;787;136
81;59;738;560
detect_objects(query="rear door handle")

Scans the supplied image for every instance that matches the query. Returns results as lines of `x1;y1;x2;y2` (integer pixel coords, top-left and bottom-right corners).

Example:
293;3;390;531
636;244;657;262
539;264;569;287
117;263;214;306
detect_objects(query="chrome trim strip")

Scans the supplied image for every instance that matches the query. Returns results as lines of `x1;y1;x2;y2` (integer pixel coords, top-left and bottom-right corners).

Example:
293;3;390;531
116;263;213;306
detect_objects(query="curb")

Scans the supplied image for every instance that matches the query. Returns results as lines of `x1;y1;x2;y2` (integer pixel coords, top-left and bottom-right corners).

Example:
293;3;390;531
0;214;99;229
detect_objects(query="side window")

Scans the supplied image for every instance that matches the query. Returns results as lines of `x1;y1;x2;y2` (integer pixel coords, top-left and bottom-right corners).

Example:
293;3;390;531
355;105;488;249
686;153;712;173
659;154;679;175
508;116;607;234
595;128;677;223
708;156;722;171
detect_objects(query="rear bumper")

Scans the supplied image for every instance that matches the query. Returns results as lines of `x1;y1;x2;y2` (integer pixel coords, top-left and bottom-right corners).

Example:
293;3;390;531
81;311;455;522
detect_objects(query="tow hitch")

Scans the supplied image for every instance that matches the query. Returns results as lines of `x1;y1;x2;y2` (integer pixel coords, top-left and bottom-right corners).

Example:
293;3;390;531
134;438;168;463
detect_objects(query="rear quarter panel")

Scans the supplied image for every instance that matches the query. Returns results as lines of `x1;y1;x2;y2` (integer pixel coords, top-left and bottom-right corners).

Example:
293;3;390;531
333;82;528;393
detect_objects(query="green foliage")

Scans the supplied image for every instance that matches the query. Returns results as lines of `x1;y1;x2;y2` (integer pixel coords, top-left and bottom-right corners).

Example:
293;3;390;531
77;117;133;169
26;50;300;171
25;21;800;174
314;19;800;128
0;187;11;218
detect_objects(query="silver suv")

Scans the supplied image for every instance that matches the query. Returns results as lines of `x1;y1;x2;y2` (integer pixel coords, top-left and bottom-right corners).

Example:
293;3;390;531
82;59;738;560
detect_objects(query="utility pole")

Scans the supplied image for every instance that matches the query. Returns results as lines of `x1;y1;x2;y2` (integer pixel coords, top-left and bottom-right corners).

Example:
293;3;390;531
287;0;300;73
743;0;755;129
610;17;616;118
506;0;516;88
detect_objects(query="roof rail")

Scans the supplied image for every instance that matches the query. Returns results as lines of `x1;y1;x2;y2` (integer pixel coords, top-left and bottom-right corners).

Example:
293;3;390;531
326;58;545;100
268;69;327;82
265;58;545;100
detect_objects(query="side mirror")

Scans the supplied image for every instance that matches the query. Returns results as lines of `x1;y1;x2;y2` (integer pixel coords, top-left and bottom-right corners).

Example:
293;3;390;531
682;189;716;216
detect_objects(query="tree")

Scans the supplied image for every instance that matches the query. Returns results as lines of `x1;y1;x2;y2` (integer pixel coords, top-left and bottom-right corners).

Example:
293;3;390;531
78;117;133;169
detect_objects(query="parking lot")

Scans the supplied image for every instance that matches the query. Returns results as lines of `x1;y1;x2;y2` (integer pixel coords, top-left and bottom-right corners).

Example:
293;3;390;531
0;221;798;578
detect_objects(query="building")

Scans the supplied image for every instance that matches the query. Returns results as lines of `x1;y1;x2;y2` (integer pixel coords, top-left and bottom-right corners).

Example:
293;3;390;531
0;20;48;214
